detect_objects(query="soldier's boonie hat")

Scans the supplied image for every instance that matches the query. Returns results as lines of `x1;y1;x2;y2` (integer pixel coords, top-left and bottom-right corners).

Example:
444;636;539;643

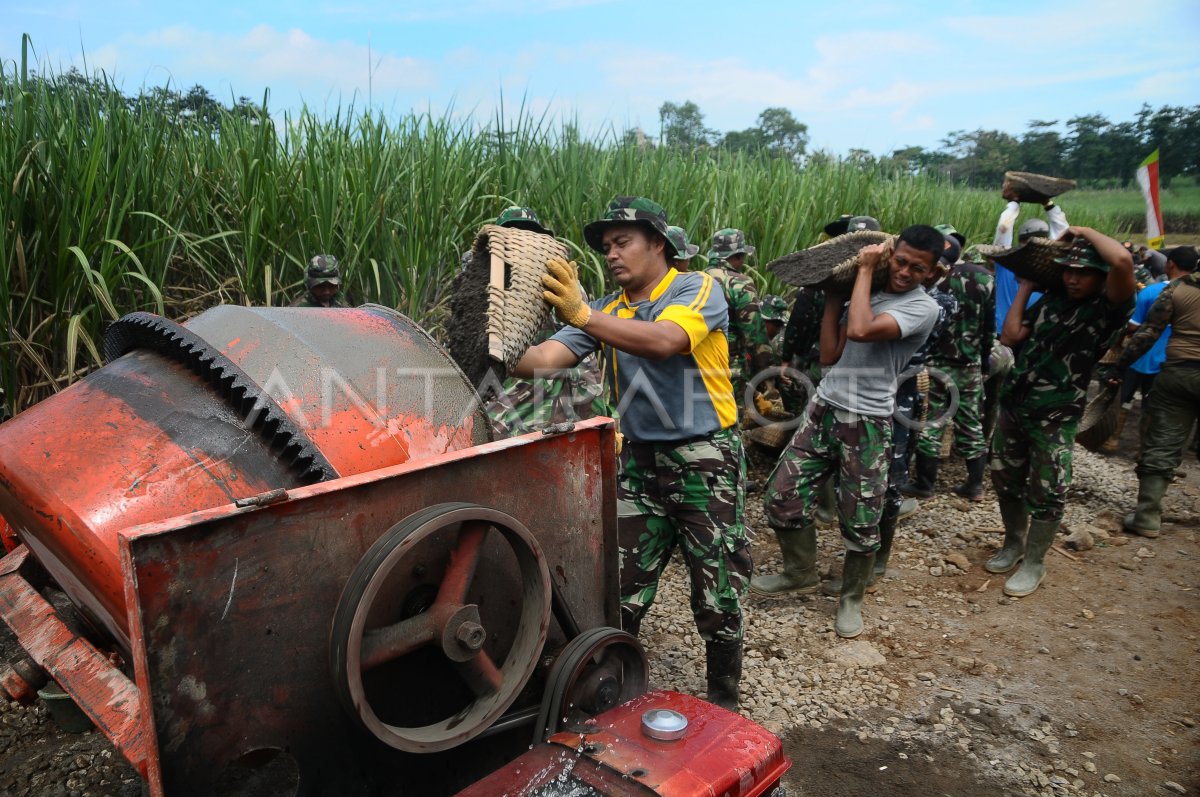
706;228;756;262
1018;219;1050;241
934;223;966;247
1055;239;1110;273
940;235;962;266
495;206;554;237
823;214;854;237
583;196;678;257
666;226;700;260
760;294;788;322
306;254;341;286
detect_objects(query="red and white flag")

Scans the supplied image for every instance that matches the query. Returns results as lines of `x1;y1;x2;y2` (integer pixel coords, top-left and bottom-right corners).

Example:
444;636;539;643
1136;149;1164;248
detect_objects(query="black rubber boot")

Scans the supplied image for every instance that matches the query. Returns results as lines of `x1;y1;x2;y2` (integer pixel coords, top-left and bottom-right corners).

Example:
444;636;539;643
704;639;742;711
952;456;987;502
750;525;820;596
1003;518;1058;597
985;495;1029;574
900;454;938;499
835;551;876;638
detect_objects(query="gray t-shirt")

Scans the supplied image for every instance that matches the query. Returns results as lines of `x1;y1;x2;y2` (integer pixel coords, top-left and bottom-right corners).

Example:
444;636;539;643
816;288;940;417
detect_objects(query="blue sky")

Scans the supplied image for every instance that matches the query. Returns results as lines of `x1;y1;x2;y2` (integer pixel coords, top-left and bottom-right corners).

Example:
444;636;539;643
3;0;1197;154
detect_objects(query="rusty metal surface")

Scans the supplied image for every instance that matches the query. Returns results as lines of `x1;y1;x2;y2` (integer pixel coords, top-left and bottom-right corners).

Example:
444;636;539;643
0;546;161;793
0;304;489;651
184;304;492;475
118;420;616;795
331;504;553;753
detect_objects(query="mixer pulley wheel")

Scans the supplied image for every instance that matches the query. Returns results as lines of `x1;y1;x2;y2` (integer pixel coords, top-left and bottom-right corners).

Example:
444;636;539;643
330;502;551;753
532;627;649;745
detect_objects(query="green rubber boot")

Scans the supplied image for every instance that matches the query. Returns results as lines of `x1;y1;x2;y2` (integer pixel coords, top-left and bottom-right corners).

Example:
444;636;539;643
896;496;920;522
822;502;898;596
835;551;876;638
814;477;836;527
1003;518;1059;597
750;525;820;596
985;495;1029;574
1123;473;1169;538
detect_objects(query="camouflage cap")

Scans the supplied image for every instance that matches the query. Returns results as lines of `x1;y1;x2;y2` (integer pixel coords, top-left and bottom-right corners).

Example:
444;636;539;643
706;228;756;262
306;254;341;286
1055;239;1110;273
760;294;788;322
583;196;677;257
495;206;554;237
1018;218;1050;241
934;223;966;247
666;225;700;260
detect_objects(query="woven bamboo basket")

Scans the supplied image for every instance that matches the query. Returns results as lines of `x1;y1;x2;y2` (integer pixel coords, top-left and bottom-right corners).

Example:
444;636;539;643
448;224;568;388
974;238;1074;291
1004;171;1076;204
768;231;894;290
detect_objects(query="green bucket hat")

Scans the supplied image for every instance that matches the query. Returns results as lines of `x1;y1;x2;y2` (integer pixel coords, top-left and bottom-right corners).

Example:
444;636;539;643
583;196;677;257
666;225;699;260
1054;239;1110;273
707;228;756;262
760;294;788;322
306;254;341;286
934;223;966;247
495;206;554;237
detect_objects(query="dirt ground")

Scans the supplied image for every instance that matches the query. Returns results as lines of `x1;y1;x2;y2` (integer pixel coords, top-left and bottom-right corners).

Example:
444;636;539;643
0;407;1197;796
757;414;1200;797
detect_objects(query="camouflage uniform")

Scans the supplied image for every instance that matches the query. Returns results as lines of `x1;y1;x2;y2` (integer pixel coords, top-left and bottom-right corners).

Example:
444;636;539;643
560;196;747;648
704;229;773;411
917;263;995;460
764;401;891;551
290;254;349;308
992;289;1134;520
619;429;751;642
486;322;612;438
780;287;826;412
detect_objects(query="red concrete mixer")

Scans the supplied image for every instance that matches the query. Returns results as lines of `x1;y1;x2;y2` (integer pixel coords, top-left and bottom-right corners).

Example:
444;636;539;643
0;303;788;796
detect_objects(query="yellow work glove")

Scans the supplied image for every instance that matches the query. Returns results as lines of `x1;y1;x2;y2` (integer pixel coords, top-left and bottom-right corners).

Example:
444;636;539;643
754;392;775;416
543;258;592;328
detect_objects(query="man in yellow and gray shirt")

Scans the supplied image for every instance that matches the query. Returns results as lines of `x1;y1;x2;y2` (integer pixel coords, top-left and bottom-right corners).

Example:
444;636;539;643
514;196;749;710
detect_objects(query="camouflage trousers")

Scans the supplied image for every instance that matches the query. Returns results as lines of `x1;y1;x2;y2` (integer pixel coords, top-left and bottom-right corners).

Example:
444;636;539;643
763;400;892;552
1137;364;1200;479
617;428;751;643
486;360;612;439
917;364;986;460
989;405;1079;522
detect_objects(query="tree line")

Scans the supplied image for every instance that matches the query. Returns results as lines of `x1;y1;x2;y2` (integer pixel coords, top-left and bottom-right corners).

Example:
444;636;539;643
651;101;1200;188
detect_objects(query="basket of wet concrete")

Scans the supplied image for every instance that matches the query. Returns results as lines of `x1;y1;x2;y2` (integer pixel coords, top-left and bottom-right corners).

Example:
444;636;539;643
37;682;93;733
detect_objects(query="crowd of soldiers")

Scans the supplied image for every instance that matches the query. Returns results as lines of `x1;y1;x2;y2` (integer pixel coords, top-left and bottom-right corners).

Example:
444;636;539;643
488;189;1198;711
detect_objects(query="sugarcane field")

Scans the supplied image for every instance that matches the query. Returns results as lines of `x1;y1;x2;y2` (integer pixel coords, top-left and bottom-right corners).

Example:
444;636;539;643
2;8;1199;797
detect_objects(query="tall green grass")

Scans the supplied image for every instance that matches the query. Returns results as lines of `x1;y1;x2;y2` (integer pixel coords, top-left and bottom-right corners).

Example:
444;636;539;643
0;38;1126;414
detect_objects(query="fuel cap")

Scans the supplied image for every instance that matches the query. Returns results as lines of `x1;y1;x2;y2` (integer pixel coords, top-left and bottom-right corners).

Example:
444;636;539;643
641;708;688;741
